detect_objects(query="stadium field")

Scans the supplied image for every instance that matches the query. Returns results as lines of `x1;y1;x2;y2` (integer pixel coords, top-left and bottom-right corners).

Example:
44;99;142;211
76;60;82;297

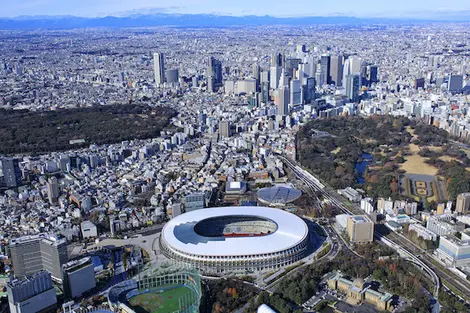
128;285;193;313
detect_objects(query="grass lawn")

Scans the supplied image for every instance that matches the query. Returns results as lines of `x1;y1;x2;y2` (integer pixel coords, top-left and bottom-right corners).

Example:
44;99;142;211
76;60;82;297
129;286;194;313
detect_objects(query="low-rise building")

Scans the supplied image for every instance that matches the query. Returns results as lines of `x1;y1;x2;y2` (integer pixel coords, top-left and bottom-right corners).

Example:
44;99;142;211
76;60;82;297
81;221;98;239
338;187;362;202
327;273;394;312
409;223;438;241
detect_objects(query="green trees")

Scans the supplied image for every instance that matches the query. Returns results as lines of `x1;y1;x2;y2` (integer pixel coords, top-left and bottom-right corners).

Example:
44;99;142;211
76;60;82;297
0;105;176;154
446;163;470;200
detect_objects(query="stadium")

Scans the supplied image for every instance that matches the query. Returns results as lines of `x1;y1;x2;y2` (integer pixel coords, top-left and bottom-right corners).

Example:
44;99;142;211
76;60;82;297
257;185;302;206
107;269;201;313
159;206;310;273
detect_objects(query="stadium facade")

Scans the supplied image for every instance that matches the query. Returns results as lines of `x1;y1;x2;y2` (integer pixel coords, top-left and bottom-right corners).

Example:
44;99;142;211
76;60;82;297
159;206;310;273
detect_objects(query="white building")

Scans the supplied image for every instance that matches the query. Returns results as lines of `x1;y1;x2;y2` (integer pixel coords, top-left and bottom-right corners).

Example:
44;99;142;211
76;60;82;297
81;221;98;238
409;223;438;241
436;235;470;267
360;198;374;214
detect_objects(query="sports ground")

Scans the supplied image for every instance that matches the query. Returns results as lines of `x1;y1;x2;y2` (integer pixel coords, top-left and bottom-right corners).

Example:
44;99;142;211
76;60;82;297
128;285;194;313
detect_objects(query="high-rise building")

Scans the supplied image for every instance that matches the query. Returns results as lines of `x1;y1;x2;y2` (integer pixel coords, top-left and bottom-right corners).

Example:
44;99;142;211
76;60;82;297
414;78;425;90
63;257;96;299
9;234;68;281
252;64;260;90
2;158;21;188
320;55;331;85
456;193;470;214
345;74;361;102
448;75;463;93
346;215;374;243
290;79;302;105
153;52;165;86
207;56;223;92
330;55;343;87
270;66;281;90
47;177;59;204
218;121;231;138
271;53;283;68
7;271;57;313
436;235;470;267
369;65;378;84
303;77;316;104
276;85;290;116
185;192;205;212
165;69;179;83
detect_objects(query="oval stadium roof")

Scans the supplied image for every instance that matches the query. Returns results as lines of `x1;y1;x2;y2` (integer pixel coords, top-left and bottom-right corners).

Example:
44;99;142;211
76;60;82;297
161;206;308;257
257;185;302;204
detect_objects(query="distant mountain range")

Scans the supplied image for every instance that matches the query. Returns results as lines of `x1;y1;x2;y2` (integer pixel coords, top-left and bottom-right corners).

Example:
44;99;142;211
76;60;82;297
0;13;466;30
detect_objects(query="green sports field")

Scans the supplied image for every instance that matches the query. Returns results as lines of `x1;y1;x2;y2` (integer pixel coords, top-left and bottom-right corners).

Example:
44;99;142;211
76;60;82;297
128;286;194;313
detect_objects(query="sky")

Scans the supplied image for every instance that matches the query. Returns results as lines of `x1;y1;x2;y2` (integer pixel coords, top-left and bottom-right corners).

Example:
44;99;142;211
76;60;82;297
2;0;470;19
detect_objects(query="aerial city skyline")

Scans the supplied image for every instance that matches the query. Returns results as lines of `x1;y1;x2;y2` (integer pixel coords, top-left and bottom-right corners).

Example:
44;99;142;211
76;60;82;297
1;3;470;313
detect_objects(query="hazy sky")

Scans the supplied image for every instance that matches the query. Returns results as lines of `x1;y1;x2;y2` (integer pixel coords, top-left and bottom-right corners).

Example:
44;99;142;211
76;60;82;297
3;0;470;18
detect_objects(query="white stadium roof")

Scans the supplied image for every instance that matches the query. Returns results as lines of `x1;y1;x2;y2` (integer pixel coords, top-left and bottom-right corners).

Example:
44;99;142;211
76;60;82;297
161;206;308;257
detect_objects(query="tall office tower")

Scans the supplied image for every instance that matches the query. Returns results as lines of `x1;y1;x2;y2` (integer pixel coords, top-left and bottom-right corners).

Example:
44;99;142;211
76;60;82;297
207;56;223;92
346;215;374;243
165;69;179;83
369;65;378;84
9;234;68;281
330;55;343;87
290;79;302;105
276;85;290;116
285;58;302;78
297;44;307;53
349;56;363;74
345;74;361;102
7;271;57;313
252;64;260;82
63;257;96;299
270;66;281;89
320;54;331;85
448;75;463;93
271;53;283;67
456;193;470;214
153;52;165;86
304;77;316;104
1;158;21;188
218;121;230;138
47;177;59;204
261;82;270;104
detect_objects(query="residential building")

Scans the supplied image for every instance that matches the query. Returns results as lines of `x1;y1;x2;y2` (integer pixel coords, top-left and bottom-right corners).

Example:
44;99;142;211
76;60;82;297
185;192;205;212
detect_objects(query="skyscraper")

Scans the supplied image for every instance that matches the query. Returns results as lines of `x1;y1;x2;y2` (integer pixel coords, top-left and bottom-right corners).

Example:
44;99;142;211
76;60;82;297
276;85;290;116
219;120;230;138
2;158;21;188
456;193;470;214
320;55;331;85
47;177;59;205
345;74;361;102
165;69;179;84
153;52;165;86
271;53;283;68
290;79;302;105
304;77;316;104
330;55;343;87
208;56;223;92
369;65;378;85
448;75;463;93
270;66;281;90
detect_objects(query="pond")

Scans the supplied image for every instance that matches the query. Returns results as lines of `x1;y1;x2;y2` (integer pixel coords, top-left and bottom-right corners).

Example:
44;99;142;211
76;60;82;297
355;153;373;184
